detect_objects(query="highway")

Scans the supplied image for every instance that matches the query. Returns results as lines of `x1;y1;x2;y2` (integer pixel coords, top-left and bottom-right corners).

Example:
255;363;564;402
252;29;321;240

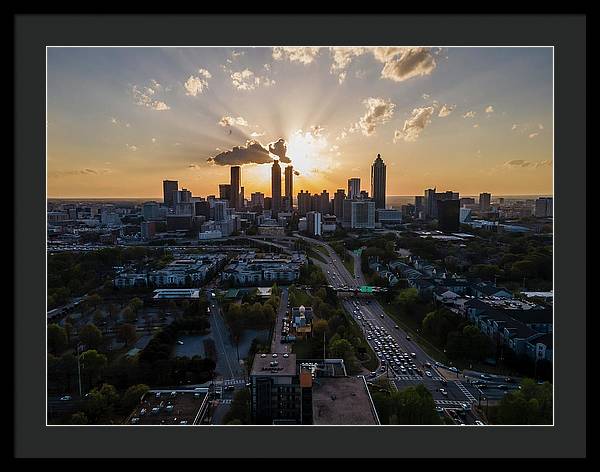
295;234;485;424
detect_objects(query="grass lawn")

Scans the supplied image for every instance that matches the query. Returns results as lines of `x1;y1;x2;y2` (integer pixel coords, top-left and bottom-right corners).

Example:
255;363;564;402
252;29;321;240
342;256;355;276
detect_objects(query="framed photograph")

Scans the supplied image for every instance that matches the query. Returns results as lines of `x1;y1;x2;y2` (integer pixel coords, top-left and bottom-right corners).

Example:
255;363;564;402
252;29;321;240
14;14;586;459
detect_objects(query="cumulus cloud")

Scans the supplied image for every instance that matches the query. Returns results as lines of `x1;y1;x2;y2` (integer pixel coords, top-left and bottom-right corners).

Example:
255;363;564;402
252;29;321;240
351;97;395;136
438;104;455;117
268;138;292;163
538;124;544;130
132;82;170;111
151;137;157;143
529;132;539;139
463;111;476;118
218;116;249;127
208;140;274;166
231;69;275;91
473;123;480;128
272;46;321;64
250;131;265;137
126;144;138;151
184;69;212;96
393;106;435;142
512;124;518;130
110;117;118;124
485;105;494;113
376;47;437;83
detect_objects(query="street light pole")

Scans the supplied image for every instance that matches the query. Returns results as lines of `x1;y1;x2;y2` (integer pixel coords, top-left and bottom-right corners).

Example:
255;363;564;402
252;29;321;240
76;343;83;397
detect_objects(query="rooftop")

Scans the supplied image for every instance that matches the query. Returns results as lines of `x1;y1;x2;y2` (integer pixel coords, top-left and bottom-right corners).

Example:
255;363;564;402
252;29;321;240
250;353;297;377
311;376;379;425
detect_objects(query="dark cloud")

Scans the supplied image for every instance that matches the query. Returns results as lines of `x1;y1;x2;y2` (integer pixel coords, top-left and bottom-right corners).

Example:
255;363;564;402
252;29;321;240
207;140;273;166
268;139;292;163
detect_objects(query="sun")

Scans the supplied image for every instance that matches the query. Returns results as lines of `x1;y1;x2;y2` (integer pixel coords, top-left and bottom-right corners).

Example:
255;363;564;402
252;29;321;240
286;129;330;178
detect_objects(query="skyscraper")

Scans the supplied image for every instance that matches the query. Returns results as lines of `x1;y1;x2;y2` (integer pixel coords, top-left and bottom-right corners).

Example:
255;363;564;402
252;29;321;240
333;189;346;220
371;154;386;209
297;190;311;216
285;165;294;203
348;178;361;200
479;192;491;212
230;166;241;210
272;160;282;215
163;180;178;208
219;184;231;201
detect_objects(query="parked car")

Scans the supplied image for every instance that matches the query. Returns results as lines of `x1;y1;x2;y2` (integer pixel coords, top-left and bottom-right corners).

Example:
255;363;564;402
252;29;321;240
59;395;72;401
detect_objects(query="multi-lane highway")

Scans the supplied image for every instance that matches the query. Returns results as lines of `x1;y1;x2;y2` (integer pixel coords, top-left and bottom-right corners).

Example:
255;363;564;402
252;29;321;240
295;235;485;424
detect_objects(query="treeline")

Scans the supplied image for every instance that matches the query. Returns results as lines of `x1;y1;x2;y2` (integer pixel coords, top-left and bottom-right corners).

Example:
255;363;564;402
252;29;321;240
422;308;495;362
47;246;171;308
223;295;279;339
488;378;552;425
371;383;442;425
288;285;373;373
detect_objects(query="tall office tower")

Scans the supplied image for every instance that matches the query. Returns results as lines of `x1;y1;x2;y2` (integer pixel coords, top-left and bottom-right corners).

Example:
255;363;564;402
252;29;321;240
371;154;387;209
250;192;265;208
437;199;460;232
271;160;282;215
282;196;292;212
360;190;369;199
306;211;322;237
424;188;437;218
333;189;345;220
297;190;311;216
194;201;211;219
163;180;178;208
319;190;330;214
239;186;245;209
264;197;272;210
230;166;241;210
414;196;424;218
479;192;491;212
219;184;231;201
348;178;361;200
285;165;294;202
534;197;553;217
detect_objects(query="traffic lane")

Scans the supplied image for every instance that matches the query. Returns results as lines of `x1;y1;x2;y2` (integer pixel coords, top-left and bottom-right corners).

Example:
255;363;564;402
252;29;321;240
207;292;243;379
272;288;290;354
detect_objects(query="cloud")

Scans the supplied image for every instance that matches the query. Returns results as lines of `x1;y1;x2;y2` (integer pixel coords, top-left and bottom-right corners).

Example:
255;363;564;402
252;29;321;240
528;132;539;139
151;137;157;143
422;93;431;100
294;170;300;176
272;46;321;64
268;138;291;163
351;97;395;136
250;131;265;137
463;111;476;118
132;82;170;110
438;104;455;117
473;123;480;128
538;123;544;130
376;47;437;83
184;69;212;96
126;144;138;151
231;69;275;91
485;105;494;113
512;124;518;130
337;71;347;84
208;140;274;166
504;159;552;168
393;106;434;142
49;168;111;178
330;47;367;71
110;117;118;124
218;116;249;128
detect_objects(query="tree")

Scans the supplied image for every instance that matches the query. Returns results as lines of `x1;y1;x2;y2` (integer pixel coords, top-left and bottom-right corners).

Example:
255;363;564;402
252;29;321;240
117;323;137;346
120;384;149;411
129;297;144;316
394;288;419;315
83;383;119;423
48;324;68;355
122;306;137;323
93;309;104;325
107;303;118;321
80;349;107;388
222;388;250;424
70;412;89;425
85;294;103;313
495;379;552;425
389;384;440;425
79;323;103;350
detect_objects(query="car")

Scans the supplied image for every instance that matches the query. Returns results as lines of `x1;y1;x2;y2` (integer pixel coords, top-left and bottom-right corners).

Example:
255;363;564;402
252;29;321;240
176;340;184;345
369;372;377;377
474;420;485;425
406;336;411;341
410;352;416;358
449;366;458;373
461;403;470;411
425;371;432;377
224;385;235;392
424;362;432;368
440;388;448;396
380;314;384;318
435;407;444;413
59;395;72;401
394;325;399;329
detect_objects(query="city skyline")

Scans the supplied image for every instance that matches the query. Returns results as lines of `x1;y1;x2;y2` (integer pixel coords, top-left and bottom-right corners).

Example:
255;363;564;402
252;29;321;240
47;46;553;198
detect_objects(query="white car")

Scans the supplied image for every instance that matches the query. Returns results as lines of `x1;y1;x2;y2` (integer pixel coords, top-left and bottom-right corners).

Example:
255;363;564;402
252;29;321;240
425;371;432;377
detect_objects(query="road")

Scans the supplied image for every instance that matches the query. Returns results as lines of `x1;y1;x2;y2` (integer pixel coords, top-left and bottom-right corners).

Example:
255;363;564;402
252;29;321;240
271;287;291;353
295;235;485;424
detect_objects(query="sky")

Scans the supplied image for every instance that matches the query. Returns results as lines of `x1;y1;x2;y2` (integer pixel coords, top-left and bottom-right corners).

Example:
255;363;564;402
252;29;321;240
47;46;553;199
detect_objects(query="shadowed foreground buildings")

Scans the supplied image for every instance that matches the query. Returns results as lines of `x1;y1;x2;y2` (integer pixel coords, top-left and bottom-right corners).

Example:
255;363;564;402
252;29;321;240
250;353;379;425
